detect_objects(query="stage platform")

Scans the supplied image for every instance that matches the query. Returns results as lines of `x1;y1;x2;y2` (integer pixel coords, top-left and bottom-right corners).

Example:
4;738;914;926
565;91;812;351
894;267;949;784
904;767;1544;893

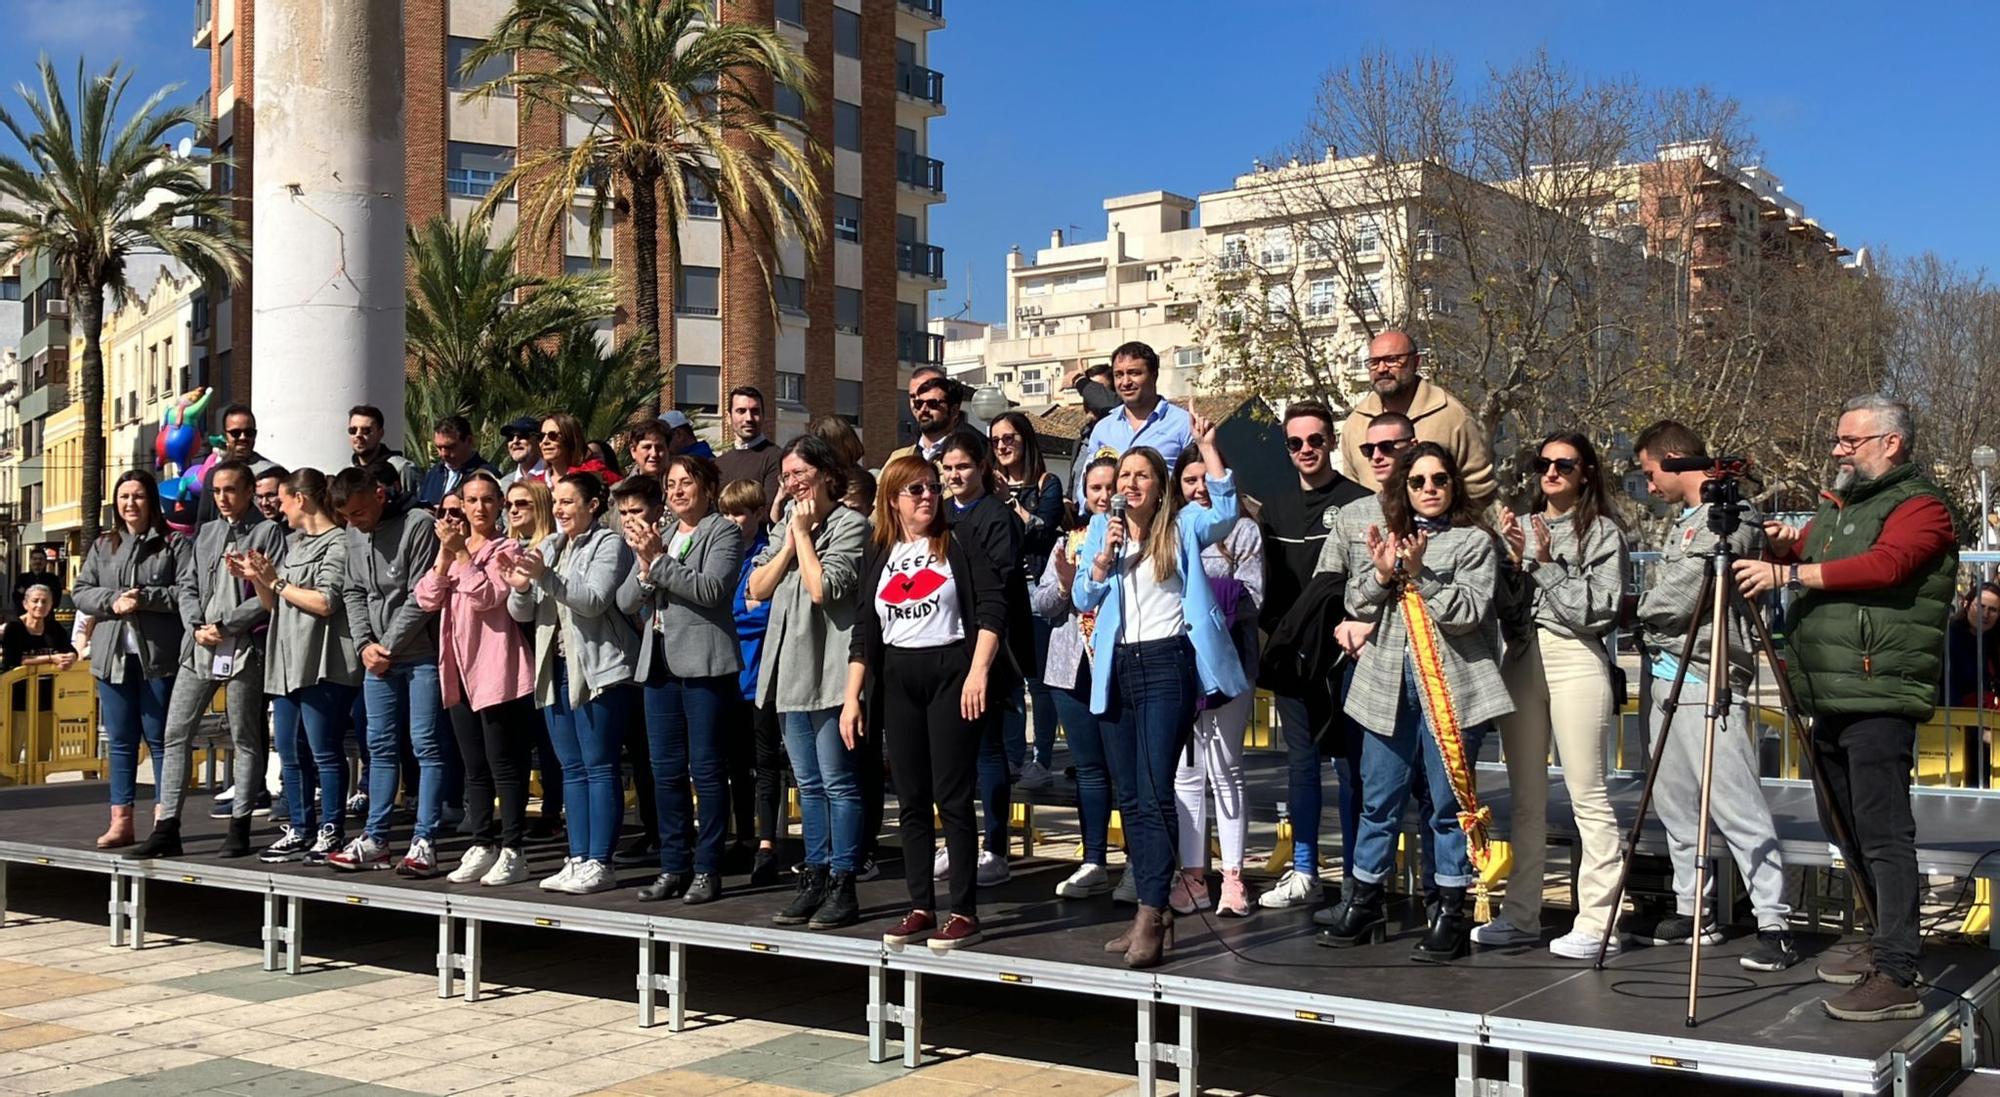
2;783;1995;1096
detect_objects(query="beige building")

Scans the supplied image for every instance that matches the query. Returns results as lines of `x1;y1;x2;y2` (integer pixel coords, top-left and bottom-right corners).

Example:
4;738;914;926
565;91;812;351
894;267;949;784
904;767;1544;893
103;266;205;483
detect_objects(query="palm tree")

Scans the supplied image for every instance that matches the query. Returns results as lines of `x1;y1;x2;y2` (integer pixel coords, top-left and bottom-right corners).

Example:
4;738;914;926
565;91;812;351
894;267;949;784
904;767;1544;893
497;325;661;445
464;0;826;414
0;59;243;547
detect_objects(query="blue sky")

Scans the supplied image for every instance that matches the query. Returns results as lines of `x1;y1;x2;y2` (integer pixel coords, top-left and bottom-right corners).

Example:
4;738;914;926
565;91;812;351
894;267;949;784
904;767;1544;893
4;1;1994;321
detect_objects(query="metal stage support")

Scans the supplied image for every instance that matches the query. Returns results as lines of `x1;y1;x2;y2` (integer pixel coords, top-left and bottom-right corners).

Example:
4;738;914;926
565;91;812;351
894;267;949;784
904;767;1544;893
1456;1043;1528;1097
438;914;482;1001
867;966;922;1068
261;891;303;975
636;934;686;1031
106;872;144;949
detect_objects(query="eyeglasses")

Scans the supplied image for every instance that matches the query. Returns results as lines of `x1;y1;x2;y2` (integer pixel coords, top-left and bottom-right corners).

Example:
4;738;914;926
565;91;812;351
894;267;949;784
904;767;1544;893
1405;472;1452;492
226;428;256;439
902;482;942;498
1367;353;1415;368
1830;433;1887;453
1359;438;1413;459
441;509;466;521
506;499;532;510
347;425;373;436
1285;433;1327;454
990;434;1020;447
910;398;948;411
1532;456;1580;476
540;430;564;441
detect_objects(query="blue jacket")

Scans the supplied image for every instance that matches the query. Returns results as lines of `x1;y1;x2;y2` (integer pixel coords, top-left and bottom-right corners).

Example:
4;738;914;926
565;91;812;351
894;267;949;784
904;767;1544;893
1072;470;1249;714
731;530;771;701
417;454;497;508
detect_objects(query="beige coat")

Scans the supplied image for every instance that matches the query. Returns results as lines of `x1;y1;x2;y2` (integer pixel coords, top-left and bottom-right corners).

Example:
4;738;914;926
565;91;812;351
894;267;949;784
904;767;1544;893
1340;379;1495;502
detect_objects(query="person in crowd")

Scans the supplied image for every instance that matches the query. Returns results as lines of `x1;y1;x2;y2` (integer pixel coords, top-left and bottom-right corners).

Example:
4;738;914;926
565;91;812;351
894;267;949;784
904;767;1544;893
844;469;877;516
660;411;715;459
628;420;671;481
810;414;869;473
890;371;967;465
843;454;1009;951
1034;456;1125;899
416;472;539;887
531;412;622;487
1945;582;2000;710
1255;400;1373;912
616;462;743;904
128;461;287;860
75;471;187;851
1338;331;1493;501
254;465;290;527
2;585;77;671
1735;395;1957;1020
505;478;566;839
325;467;446;875
1625;421;1797;970
198;405;281;525
1071;412;1238;969
586;440;626;477
418;415;496;507
1475;433;1629;958
499;417;544;489
507;472;641;894
715;385;784;506
1171;446;1264;917
14;547;63;615
935;429;1030;887
1075;342;1195;505
720;478;785;884
991;411;1066;792
1315;443;1509;963
237;469;360;866
749;435;869;928
347;405;422;500
1064;362;1121;497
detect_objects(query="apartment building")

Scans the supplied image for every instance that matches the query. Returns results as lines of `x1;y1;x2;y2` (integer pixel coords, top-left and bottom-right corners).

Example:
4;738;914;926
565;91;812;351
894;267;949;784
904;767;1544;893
103;266;207;483
195;0;947;458
15;250;70;563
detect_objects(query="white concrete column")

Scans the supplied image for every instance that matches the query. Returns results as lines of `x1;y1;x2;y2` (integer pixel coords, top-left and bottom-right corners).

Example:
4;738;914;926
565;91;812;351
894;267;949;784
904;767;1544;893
251;0;406;473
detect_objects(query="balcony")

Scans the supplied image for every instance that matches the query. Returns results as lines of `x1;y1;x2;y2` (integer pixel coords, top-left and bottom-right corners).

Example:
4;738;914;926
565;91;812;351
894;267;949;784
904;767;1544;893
193;0;212;47
20;383;69;424
897;241;945;282
896;63;944;110
896;152;945;196
897;329;944;367
1214;252;1250;274
898;0;945;25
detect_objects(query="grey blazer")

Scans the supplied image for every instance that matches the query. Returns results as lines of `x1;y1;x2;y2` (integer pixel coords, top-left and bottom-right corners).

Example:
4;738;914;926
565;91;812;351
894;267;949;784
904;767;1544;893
509;525;641;708
1322;508;1513;737
1497;512;1628;651
74;529;190;683
753;503;867;714
616;511;743;681
175;513;288;678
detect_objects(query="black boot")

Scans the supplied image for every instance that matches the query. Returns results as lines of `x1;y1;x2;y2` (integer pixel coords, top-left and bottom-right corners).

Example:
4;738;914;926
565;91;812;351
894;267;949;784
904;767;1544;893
125;817;183;860
219;816;253;858
750;847;779;887
808;872;858;929
1315;879;1386;948
637;872;688;902
1411;887;1472;964
773;865;829;926
683;872;721;905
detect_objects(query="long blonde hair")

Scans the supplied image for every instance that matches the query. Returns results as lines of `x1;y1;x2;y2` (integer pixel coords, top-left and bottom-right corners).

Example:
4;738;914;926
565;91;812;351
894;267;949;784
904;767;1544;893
1120;447;1181;582
507;479;556;545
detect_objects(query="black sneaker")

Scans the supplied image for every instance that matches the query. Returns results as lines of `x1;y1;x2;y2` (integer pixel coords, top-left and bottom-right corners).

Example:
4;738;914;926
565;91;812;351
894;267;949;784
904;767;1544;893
260;825;311;863
302;824;343;866
854;857;880;883
773;865;829;926
1740;930;1801;972
1623;912;1724;947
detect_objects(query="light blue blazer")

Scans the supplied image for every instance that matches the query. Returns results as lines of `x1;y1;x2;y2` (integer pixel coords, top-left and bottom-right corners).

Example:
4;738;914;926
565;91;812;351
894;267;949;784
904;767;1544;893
1072;471;1251;715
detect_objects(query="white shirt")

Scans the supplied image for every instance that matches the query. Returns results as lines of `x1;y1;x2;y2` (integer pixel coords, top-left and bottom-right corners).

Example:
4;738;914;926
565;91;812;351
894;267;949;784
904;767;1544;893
876;539;962;649
1115;538;1186;643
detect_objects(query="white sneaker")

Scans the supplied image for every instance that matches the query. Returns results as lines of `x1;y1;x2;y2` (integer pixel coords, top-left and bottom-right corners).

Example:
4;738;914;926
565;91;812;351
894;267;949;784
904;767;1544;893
1055;862;1111;899
481;848;529;887
1256;867;1323;909
563;860;617;895
1017;760;1056;793
1471;918;1541;947
1549;928;1619;960
448;845;499;884
1112;868;1138;905
539;857;580;892
932;845;950;881
976;850;1010;886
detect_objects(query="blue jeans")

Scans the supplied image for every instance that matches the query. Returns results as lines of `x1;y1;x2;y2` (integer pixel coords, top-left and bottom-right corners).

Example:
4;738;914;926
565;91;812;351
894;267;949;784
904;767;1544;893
1002;619;1057;770
1350;665;1488;890
543;665;631;864
363;661;445;843
1102;637;1198;909
1049;675;1117;864
1275;693;1327;876
975;715;1011;854
98;667;171;809
644;670;733;874
275;682;356;834
782;707;861;873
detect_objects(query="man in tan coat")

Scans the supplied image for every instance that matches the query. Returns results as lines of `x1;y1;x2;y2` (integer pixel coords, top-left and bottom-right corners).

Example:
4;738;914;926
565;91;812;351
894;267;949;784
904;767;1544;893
1338;330;1495;502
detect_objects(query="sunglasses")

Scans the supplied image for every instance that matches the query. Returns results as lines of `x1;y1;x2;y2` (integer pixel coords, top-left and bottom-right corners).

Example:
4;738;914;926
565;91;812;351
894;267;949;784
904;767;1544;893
506;499;532;509
347;425;373;436
1533;456;1580;476
226;428;256;439
990;434;1020;447
1405;472;1452;492
902;482;942;498
910;398;948;411
441;509;466;522
1359;438;1412;459
541;430;566;441
1285;433;1327;453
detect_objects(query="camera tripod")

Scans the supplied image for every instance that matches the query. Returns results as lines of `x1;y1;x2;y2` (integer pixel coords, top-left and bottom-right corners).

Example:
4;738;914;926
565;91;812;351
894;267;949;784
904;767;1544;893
1590;494;1878;1028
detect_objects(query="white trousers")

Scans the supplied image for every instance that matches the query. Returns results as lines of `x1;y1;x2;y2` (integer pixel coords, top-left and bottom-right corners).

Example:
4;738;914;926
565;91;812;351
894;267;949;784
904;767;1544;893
1175;691;1252;870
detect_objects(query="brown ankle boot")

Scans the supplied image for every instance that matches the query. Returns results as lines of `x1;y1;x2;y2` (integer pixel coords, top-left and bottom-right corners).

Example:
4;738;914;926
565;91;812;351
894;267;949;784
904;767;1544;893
1105;905;1147;953
1124;905;1174;969
96;805;135;849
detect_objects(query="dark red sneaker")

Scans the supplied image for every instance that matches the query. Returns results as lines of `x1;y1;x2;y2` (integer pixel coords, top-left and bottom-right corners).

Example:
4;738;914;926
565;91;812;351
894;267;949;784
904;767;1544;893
927;914;981;952
883;910;935;946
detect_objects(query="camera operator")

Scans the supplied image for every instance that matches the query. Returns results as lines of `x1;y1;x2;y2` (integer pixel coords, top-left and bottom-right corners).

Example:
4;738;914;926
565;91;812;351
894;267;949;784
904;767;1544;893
1732;394;1956;1022
1628;420;1798;972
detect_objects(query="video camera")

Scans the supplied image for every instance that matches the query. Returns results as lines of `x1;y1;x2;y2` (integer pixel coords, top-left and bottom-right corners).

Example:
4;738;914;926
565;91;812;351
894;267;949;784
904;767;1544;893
1660;454;1752;537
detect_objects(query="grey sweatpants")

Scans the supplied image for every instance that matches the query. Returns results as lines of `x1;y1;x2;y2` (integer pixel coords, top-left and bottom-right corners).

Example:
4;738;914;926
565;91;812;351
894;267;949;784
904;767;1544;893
1646;675;1791;929
158;656;267;822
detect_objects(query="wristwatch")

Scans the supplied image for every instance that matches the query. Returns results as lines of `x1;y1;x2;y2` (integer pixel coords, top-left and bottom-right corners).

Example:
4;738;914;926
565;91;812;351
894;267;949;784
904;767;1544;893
1785;564;1803;592
271;577;291;595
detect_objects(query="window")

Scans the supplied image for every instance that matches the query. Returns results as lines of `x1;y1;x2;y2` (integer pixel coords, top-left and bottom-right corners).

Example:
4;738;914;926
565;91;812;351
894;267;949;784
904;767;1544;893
1020;279;1049;297
776;275;806;314
447;142;513;198
684;168;718;218
774;83;805;122
448;37;512;92
674;365;720;413
218;36;234;90
1656;195;1683;218
834;287;863;334
1173;347;1203;369
1354;273;1383;313
1165;302;1197;323
774;0;804;24
777;371;805;405
214;140;234;195
1307;278;1337;317
1259;227;1292;267
836;379;862;423
1264;284;1292;320
675;265;720;316
1353;217;1380;255
0;277;18;302
834;194;862;242
1302;228;1333;262
564;255;609;276
833;8;862;58
1218;233;1248;270
1615;199;1638;219
833;101;862;152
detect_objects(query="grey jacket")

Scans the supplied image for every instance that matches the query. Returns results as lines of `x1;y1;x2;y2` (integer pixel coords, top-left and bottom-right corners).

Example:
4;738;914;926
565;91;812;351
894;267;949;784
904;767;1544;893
1031;533;1091;692
1321;505;1513;736
1498;512;1628;649
753;503;868;713
175;512;288;679
343;504;441;666
616;511;742;681
509;525;641;708
265;528;362;694
1636;503;1759;688
74;529;190;683
1198;516;1265;679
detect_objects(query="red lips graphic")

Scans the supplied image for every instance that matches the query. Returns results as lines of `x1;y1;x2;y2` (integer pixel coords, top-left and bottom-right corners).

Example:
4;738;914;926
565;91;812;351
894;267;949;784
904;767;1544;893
881;567;946;605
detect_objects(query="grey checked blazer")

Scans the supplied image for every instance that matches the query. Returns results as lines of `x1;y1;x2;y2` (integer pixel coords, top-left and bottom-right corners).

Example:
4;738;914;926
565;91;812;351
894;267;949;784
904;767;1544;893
616;511;743;681
509;525;641;708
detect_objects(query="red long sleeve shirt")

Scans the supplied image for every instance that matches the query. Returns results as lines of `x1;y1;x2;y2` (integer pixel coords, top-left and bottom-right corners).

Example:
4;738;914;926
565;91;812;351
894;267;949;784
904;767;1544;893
1771;494;1956;590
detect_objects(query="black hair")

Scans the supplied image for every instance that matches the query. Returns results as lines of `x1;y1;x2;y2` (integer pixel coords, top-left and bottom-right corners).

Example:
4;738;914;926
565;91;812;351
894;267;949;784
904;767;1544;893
328;466;382;508
728;385;766;414
610;474;664;510
347;405;387;428
780;434;850;500
1110;340;1160;377
209;459;254;491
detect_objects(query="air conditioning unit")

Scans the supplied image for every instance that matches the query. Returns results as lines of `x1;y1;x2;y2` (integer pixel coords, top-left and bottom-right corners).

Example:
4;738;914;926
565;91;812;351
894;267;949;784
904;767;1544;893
45;300;68;318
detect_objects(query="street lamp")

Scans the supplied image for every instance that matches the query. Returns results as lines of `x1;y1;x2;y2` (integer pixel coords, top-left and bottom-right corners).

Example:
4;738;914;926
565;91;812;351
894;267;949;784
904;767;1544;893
970;384;1010;424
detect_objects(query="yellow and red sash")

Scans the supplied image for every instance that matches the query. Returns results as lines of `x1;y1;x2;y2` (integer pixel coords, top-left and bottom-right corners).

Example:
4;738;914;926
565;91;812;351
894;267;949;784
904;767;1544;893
1400;583;1493;870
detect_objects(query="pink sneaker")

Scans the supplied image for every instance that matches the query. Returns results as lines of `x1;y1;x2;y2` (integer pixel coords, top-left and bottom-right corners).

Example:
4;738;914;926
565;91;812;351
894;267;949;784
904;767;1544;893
1170;868;1210;915
1216;868;1250;917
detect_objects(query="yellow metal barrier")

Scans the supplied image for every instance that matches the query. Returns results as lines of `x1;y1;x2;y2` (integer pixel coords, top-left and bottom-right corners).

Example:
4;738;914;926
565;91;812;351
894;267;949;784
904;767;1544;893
0;667;31;784
0;665;106;785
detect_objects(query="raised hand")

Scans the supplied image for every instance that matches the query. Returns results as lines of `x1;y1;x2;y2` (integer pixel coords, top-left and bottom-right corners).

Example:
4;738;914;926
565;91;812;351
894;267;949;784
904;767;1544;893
1366;524;1398;582
1498;507;1526;562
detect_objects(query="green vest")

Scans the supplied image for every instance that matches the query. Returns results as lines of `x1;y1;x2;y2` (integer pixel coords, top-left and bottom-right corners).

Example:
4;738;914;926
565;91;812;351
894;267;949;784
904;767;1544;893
1784;462;1957;720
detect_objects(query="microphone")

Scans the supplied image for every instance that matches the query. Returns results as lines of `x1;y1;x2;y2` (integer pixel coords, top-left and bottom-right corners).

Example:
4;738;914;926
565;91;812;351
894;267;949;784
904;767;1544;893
1109;494;1127;533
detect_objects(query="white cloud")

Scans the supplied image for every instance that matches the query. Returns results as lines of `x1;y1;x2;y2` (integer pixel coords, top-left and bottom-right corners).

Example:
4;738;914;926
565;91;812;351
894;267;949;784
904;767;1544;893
19;0;146;51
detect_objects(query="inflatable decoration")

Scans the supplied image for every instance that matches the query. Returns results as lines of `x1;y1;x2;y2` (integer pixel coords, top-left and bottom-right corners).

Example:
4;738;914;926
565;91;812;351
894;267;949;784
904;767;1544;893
155;386;220;533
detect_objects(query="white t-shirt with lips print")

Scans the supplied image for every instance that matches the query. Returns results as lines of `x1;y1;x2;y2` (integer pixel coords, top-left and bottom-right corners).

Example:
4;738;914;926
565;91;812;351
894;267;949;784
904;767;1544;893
875;539;964;649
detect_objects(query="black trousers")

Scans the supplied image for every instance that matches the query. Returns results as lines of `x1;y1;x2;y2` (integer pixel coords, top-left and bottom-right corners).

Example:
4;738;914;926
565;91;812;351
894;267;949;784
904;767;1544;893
1812;713;1920;983
622;691;660;840
882;644;981;916
448;695;538;848
746;696;788;843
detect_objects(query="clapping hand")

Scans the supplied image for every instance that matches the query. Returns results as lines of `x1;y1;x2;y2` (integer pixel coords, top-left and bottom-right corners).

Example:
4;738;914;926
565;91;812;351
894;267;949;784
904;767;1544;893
434;517;467;557
505;550;545;592
1498;507;1527;562
623;515;664;564
110;588;140;616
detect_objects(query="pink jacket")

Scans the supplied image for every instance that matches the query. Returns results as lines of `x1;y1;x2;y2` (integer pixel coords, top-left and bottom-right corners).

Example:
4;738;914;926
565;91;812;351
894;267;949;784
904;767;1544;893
414;537;534;711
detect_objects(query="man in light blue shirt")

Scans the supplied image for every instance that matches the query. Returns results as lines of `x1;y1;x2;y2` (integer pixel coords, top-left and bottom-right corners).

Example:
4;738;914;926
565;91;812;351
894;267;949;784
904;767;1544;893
1075;341;1194;503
